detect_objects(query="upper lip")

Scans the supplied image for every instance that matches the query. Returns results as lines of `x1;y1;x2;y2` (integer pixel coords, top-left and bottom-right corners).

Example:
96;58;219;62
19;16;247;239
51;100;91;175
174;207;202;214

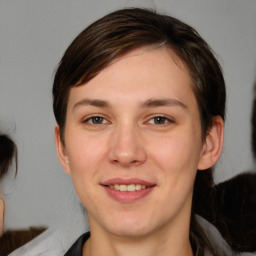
101;178;155;187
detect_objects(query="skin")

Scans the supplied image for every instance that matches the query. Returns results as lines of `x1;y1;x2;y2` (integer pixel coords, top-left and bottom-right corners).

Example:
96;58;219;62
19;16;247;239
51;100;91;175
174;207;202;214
0;194;4;236
55;47;224;256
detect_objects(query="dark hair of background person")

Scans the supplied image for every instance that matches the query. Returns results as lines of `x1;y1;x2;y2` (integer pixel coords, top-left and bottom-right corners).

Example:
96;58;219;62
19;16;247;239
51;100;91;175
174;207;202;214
211;172;256;252
52;8;226;255
0;135;17;179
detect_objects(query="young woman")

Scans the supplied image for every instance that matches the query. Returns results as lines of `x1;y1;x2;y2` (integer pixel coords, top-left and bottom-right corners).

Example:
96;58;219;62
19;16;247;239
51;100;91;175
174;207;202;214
53;8;226;256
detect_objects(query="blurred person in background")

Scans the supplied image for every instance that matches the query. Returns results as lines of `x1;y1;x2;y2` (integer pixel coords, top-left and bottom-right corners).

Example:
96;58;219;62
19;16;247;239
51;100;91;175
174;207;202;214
0;134;45;256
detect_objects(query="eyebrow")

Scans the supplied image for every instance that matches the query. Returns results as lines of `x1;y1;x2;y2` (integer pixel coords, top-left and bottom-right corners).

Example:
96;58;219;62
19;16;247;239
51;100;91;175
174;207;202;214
73;99;110;110
141;98;188;110
73;98;188;111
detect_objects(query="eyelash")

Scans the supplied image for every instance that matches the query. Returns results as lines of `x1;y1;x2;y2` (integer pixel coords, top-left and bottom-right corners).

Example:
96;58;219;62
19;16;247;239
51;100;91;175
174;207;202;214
147;115;174;125
82;115;109;125
82;115;174;126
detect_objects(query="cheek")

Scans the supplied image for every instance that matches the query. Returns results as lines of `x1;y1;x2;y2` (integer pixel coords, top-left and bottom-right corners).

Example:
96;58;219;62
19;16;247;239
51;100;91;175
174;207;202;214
64;134;108;193
148;128;202;190
65;140;98;204
64;139;108;215
151;133;201;170
66;133;103;169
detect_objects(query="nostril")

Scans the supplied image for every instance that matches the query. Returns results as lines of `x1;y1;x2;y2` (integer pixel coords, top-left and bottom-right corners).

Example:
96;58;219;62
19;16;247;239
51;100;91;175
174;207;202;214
108;133;147;166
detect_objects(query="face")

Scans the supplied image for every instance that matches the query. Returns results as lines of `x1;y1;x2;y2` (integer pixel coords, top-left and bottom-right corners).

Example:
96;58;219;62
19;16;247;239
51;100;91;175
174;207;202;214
55;47;222;238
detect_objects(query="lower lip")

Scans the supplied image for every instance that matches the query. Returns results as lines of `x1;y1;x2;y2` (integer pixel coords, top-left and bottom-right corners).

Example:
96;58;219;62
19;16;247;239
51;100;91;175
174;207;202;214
103;186;155;202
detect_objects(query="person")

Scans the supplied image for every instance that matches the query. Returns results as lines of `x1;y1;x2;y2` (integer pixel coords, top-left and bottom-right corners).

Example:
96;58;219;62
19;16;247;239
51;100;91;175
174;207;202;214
209;171;256;252
0;134;17;237
0;134;46;256
52;7;226;256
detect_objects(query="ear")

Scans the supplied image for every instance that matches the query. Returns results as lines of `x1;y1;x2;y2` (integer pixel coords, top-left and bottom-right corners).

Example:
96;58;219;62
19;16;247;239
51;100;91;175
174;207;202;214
0;195;4;237
54;126;71;175
198;116;224;170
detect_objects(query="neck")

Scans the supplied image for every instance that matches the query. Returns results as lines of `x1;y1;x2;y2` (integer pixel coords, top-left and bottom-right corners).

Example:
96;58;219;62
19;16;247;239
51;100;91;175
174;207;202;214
84;232;193;256
83;214;193;256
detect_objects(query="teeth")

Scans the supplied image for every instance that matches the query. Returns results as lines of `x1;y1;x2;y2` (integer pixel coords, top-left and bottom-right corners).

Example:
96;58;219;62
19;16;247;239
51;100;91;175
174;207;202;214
120;185;127;191
127;184;135;191
108;184;147;191
135;184;141;190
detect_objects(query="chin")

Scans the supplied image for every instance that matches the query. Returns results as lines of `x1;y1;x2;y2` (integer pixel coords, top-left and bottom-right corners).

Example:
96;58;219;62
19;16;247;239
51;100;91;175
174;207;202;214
109;226;151;238
103;215;156;238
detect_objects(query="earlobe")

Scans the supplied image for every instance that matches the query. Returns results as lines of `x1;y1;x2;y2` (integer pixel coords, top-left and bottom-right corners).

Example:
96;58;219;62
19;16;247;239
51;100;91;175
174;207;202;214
54;126;71;175
198;116;224;170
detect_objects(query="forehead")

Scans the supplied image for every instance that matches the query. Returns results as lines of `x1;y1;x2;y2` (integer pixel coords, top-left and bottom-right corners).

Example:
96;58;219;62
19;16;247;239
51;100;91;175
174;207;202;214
68;47;196;110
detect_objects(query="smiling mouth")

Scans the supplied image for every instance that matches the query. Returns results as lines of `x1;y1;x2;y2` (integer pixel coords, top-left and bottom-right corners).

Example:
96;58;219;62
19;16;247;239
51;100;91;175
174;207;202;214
107;184;149;192
102;181;155;202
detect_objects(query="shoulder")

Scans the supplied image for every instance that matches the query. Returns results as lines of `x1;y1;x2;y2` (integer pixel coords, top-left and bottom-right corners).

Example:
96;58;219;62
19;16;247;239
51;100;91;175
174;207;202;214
196;215;256;256
64;232;90;256
7;228;65;256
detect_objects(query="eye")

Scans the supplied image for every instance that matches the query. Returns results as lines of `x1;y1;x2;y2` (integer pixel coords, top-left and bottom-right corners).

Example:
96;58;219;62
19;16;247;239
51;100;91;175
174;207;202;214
148;116;173;125
83;116;108;125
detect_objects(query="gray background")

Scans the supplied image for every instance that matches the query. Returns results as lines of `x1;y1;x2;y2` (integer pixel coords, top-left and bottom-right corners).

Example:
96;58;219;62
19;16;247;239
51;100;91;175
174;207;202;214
0;0;256;230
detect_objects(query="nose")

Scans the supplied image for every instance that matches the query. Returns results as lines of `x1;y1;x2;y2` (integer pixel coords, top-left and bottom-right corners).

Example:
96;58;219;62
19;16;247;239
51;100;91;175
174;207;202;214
108;124;147;167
